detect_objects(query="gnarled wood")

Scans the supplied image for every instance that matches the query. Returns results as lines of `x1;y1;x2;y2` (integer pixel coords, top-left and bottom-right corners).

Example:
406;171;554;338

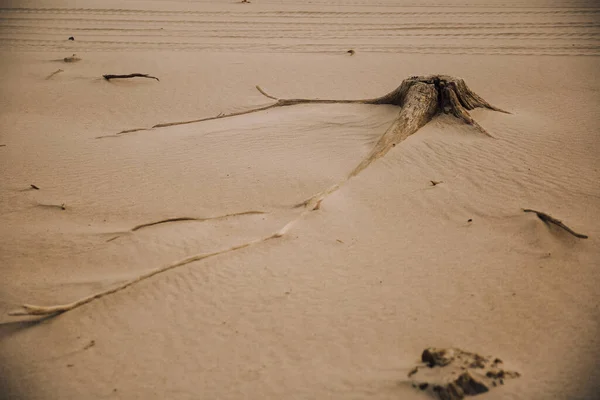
11;75;509;318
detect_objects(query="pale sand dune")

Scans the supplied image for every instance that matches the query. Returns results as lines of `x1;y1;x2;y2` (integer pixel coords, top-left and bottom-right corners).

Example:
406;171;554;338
1;0;599;399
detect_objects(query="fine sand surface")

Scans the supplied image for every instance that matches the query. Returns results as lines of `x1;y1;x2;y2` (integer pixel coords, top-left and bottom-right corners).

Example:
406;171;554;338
1;0;599;399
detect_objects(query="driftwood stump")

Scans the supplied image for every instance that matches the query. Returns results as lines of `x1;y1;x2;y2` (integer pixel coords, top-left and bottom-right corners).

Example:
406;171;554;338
9;75;509;318
258;75;508;177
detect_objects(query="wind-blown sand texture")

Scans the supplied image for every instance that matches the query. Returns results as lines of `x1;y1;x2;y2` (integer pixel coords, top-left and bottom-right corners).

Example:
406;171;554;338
1;0;599;399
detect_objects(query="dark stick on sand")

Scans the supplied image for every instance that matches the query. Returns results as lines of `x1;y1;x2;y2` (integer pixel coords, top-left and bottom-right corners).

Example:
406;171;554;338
103;73;160;82
523;209;588;239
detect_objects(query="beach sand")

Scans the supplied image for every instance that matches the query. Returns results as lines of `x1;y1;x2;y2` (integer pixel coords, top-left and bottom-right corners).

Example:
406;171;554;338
1;0;599;399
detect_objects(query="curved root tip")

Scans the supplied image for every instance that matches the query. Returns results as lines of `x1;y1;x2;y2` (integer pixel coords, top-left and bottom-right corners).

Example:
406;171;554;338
8;304;66;317
256;86;279;101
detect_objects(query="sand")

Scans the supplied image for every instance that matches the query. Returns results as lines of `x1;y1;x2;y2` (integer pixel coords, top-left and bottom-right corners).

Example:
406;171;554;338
1;0;599;399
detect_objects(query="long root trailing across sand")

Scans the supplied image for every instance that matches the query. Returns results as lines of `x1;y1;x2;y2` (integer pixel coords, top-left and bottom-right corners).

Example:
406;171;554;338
8;231;286;317
12;75;509;317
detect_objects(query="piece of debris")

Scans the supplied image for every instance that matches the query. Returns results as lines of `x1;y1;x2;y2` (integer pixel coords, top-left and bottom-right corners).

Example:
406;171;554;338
467;219;472;223
312;199;323;211
523;209;588;239
45;69;64;80
30;184;40;190
103;73;160;82
347;49;355;55
430;180;443;186
409;347;520;400
0;144;6;147
63;54;81;63
240;0;251;3
68;36;74;41
83;340;95;350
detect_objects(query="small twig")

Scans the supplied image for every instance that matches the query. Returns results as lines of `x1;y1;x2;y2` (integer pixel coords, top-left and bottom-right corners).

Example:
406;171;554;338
523;209;588;239
45;69;63;80
30;184;40;190
83;340;95;350
430;180;443;186
103;73;159;82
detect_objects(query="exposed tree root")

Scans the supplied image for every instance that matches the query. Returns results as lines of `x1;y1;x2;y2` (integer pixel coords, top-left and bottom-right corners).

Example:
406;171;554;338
106;211;266;242
103;73;159;82
10;75;508;318
63;54;80;63
101;75;508;209
102;75;506;139
9;231;284;317
523;209;588;239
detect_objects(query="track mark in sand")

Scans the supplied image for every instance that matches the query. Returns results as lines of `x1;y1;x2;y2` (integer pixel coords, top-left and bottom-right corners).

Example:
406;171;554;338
106;211;266;242
523;209;588;239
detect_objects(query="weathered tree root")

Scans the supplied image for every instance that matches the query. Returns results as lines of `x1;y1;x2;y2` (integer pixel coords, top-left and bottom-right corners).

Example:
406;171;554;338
10;76;508;317
103;73;159;82
523;209;588;239
103;75;507;207
8;231;284;317
106;211;266;242
103;75;506;138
